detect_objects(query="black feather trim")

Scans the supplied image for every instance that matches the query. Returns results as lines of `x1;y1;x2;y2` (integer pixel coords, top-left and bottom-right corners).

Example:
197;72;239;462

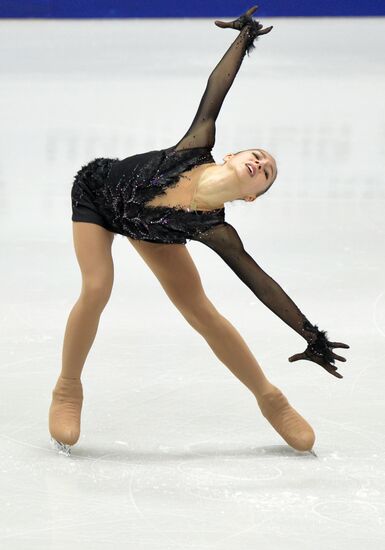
305;323;336;364
244;20;262;56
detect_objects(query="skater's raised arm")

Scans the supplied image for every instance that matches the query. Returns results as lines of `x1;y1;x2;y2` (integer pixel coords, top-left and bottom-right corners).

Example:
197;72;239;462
174;6;273;152
190;222;350;379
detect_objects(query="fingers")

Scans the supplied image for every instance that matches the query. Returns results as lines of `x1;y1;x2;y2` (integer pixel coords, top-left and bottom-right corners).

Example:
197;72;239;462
330;342;350;349
245;5;259;17
258;25;273;35
323;359;344;378
332;352;347;362
215;21;232;29
320;361;343;378
288;352;306;362
331;370;343;379
214;9;273;38
214;20;230;28
289;354;344;379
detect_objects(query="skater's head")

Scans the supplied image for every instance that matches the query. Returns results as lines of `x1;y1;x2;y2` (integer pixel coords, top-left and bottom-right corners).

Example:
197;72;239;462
195;148;277;210
222;148;277;203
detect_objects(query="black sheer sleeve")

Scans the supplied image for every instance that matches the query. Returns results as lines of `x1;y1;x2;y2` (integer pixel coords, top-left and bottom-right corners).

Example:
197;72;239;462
190;222;337;364
174;21;262;152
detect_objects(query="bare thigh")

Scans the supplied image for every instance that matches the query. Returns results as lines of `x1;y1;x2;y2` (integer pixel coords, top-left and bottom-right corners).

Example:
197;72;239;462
127;237;219;326
72;222;115;306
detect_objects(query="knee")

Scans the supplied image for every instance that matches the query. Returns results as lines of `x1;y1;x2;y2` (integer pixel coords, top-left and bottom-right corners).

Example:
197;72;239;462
183;299;222;332
80;276;113;310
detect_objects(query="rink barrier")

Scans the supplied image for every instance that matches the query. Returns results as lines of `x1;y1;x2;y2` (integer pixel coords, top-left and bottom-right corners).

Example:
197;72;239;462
1;0;385;18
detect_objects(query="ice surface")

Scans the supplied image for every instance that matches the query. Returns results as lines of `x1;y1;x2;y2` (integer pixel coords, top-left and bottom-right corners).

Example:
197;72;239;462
0;16;384;550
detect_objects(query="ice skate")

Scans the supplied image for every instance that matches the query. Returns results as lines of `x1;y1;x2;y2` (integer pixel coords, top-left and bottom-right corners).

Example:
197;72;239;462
49;375;83;454
256;386;316;452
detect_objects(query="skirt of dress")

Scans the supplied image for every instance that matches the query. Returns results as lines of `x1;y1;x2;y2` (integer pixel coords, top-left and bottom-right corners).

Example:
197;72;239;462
71;157;119;232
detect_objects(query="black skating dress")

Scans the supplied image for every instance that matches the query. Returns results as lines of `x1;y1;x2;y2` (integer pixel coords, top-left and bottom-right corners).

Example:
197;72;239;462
70;20;339;367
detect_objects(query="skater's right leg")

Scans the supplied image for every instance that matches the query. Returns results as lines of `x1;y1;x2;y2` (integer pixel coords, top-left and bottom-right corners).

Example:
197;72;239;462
61;221;115;380
49;222;114;449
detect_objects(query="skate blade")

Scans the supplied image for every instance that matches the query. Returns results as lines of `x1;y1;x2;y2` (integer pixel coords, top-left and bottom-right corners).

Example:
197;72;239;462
50;437;72;456
309;448;318;457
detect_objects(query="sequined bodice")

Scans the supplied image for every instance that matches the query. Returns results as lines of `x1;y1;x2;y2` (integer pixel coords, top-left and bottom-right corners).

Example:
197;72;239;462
108;145;215;211
143;161;213;212
100;145;225;244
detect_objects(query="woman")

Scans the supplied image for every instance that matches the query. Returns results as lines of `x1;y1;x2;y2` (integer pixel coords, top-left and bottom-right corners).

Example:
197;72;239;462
49;6;349;456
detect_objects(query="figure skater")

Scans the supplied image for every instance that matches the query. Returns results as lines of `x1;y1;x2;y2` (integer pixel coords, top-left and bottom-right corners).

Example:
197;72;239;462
49;5;349;456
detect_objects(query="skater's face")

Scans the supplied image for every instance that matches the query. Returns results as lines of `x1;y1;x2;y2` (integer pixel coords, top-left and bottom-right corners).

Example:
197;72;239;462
223;149;277;202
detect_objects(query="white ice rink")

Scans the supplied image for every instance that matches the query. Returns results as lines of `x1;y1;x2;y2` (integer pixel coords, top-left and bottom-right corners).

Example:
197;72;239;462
0;16;384;549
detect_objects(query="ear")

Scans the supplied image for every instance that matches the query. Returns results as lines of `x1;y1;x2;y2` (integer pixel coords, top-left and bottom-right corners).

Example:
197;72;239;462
223;153;234;162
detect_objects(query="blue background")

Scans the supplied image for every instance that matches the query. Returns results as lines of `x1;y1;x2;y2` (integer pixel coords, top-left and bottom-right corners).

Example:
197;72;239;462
1;1;385;18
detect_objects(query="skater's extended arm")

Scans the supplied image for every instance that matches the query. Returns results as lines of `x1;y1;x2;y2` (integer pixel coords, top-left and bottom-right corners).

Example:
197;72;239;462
174;6;273;152
190;222;349;378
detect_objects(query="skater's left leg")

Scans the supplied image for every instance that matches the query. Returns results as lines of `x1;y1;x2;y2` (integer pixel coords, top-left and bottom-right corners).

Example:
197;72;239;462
127;238;273;399
127;239;315;451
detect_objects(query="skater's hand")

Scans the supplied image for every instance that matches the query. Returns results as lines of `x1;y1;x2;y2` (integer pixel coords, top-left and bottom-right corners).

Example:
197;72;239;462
215;5;273;35
288;340;350;379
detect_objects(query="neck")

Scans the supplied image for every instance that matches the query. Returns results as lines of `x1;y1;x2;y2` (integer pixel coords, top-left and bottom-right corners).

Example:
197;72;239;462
193;163;239;210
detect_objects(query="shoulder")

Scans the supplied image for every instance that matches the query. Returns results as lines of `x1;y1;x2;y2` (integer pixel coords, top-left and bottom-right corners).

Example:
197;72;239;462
165;144;214;159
